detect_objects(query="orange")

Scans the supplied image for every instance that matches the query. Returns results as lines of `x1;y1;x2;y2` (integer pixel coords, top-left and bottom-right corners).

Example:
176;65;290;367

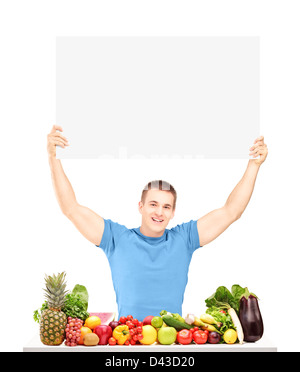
84;316;101;330
78;326;92;345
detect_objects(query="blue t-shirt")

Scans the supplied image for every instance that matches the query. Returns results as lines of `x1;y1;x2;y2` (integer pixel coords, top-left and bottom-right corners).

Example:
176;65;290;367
97;219;201;321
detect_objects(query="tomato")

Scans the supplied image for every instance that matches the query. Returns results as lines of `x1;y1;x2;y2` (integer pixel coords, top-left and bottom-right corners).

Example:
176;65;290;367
219;310;226;314
119;316;127;324
132;334;139;342
193;330;208;344
129;329;136;336
108;337;117;345
126;320;134;329
126;315;133;321
177;329;193;345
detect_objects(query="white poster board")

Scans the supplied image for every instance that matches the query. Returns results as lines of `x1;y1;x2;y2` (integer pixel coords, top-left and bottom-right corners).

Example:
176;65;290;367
56;36;259;159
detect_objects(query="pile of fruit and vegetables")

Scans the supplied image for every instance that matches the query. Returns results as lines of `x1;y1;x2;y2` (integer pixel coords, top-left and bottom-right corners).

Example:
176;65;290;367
34;272;264;347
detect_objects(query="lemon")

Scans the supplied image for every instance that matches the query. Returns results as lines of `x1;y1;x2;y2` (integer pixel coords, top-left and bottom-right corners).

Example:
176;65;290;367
139;325;157;345
84;316;101;330
223;329;237;344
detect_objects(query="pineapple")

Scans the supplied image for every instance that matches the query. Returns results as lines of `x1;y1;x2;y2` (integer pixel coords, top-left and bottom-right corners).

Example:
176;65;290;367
40;272;68;345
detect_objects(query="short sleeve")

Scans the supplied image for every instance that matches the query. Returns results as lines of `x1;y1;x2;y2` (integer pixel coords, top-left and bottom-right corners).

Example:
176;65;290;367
170;220;201;252
96;219;128;257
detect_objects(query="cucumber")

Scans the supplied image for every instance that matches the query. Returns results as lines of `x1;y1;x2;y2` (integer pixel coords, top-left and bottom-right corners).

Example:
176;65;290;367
162;315;194;331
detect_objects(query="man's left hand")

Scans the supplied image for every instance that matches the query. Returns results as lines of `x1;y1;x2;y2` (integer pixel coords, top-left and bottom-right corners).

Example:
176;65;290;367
249;136;268;165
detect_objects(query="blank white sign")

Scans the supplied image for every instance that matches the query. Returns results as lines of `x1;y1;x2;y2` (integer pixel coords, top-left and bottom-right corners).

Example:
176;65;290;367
56;36;259;159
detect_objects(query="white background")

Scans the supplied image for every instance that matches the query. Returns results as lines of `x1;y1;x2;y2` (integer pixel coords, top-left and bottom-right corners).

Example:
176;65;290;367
0;0;299;352
56;36;259;159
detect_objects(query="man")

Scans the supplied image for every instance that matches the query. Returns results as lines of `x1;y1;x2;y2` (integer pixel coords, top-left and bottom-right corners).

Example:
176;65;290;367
47;125;268;320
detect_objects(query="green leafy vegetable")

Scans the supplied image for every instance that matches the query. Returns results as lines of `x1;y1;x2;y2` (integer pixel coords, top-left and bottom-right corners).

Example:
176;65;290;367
62;284;89;320
205;286;238;312
231;284;247;300
205;284;257;314
33;301;48;323
71;284;89;311
206;307;235;334
62;293;89;321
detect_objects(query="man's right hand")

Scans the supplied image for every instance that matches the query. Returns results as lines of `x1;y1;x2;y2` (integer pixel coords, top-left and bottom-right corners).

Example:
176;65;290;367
47;125;69;158
47;124;104;246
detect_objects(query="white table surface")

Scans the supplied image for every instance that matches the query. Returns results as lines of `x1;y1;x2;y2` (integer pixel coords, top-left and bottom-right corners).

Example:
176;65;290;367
24;334;277;352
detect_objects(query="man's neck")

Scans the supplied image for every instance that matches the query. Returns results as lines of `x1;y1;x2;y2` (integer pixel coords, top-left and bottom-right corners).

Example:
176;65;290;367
139;224;165;238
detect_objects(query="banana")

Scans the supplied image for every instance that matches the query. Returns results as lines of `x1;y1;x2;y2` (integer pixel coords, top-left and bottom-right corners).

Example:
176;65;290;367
200;314;222;328
193;317;221;334
193;316;205;327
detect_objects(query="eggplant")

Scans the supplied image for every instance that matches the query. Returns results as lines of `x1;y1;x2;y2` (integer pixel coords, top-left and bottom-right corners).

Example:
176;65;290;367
239;295;264;342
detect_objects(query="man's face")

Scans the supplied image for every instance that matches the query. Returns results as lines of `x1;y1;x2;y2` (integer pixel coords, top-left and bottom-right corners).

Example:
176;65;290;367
138;189;175;237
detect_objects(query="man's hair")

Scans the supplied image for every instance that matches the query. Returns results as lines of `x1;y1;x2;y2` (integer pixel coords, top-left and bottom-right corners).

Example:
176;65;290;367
141;180;177;209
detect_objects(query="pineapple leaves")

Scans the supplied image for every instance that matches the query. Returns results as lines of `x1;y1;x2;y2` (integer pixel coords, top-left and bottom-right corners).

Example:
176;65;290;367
43;272;68;310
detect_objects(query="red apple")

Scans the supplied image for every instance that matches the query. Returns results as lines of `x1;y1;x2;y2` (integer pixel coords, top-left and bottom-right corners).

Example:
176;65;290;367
93;325;112;345
143;315;154;325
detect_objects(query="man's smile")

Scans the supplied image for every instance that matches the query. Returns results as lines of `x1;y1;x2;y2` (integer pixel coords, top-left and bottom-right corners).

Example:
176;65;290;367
151;217;164;223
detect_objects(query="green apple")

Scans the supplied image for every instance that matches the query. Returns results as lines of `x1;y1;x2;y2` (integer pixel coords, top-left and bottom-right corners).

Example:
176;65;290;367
157;326;177;345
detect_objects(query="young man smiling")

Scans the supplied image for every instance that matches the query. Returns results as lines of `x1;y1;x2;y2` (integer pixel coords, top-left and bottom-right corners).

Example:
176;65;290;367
139;181;177;237
47;125;268;320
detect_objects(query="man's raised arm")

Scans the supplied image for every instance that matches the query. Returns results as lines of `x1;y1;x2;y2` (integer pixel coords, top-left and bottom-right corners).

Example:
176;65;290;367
197;136;268;247
47;125;104;246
